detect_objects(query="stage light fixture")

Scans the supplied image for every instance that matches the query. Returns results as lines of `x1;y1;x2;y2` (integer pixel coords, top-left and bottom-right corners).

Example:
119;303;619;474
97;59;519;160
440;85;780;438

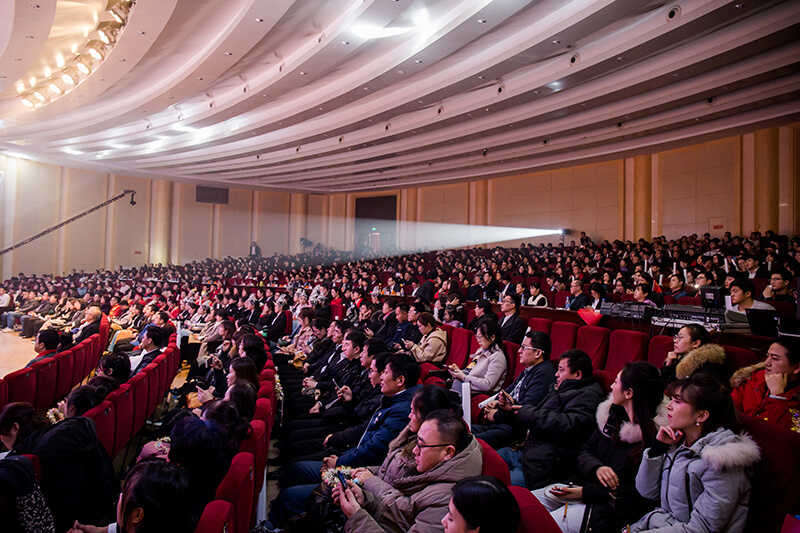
97;21;122;45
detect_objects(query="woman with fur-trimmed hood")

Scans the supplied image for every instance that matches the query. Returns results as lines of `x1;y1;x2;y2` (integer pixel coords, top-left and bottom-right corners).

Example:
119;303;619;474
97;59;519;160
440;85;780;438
632;373;761;532
533;362;667;533
661;324;728;386
731;338;800;432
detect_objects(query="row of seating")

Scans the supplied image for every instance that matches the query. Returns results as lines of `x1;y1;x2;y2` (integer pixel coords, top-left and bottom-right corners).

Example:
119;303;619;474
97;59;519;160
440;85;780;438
195;348;276;533
0;314;111;413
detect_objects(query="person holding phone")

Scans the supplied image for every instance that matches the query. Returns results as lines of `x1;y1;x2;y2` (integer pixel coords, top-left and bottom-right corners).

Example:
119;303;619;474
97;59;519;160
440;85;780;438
449;320;506;396
532;362;666;532
630;373;760;532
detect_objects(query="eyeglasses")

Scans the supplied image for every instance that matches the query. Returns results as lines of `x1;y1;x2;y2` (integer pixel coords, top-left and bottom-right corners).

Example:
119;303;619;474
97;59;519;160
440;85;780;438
520;346;541;352
414;441;452;450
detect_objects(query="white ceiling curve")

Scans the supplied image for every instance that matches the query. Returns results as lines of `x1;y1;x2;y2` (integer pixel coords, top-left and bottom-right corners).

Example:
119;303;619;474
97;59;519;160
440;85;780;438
0;0;798;193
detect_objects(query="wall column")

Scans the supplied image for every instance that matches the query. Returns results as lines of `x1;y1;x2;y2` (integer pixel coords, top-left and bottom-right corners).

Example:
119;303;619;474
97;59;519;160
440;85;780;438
104;174;116;270
170;182;181;265
753;128;780;234
56;167;68;274
399;188;418;250
250;191;260;246
631;155;652;241
288;193;309;254
2;157;18;281
148;180;172;265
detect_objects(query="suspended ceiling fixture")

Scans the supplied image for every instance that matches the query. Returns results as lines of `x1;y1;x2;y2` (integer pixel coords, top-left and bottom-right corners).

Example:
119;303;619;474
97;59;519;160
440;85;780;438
0;0;798;193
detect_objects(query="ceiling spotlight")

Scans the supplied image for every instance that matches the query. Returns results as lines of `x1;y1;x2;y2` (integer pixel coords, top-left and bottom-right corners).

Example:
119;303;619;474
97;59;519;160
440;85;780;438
97;21;122;45
86;40;109;61
34;90;47;102
75;56;95;74
21;97;35;108
108;0;132;24
62;68;79;85
48;80;64;94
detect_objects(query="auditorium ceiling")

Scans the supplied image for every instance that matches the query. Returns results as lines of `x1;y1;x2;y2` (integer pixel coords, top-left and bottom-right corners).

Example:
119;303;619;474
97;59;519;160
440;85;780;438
0;0;798;193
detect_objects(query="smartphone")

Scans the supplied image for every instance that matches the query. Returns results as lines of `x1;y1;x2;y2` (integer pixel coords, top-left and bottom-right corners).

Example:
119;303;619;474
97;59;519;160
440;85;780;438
332;378;340;390
336;472;349;487
500;390;514;403
549;486;568;496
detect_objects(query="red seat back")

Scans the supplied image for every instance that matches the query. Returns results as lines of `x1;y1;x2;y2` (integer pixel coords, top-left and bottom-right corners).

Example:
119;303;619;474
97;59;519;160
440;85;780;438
553;290;570;309
721;345;760;375
605;330;649;375
215;452;255;533
576;326;610;370
5;367;36;405
283;310;292;334
550;322;579;358
477;438;511;486
330;303;344;320
98;315;110;352
446;328;474;368
648;335;674;368
239;420;267;514
527;317;552;335
84;400;115;456
510;486;562;533
84;336;99;378
129;371;149;435
107;383;134;456
71;343;87;386
155;353;169;399
769;300;796;322
593;369;615;394
741;415;800;533
195;500;236;533
253;398;272;429
502;341;520;388
0;378;7;412
32;357;57;411
54;349;75;401
678;296;701;306
144;362;160;417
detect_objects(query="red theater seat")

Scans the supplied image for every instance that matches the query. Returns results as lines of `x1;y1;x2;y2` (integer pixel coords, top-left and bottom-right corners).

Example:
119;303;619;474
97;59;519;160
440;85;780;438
576;326;610;370
84;400;115;456
4;367;36;405
527;317;552;335
106;383;134;457
509;485;562;533
550;321;579;358
195;500;236;533
0;378;7;412
54;349;75;401
129;371;149;435
477;438;511;485
648;335;674;369
32;357;57;411
605;330;648;375
216;452;255;533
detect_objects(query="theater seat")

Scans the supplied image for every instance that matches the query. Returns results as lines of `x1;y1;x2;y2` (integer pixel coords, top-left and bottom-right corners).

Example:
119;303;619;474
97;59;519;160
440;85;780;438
576;326;610;370
71;342;87;387
553;291;570;309
648;335;674;368
550;322;579;358
509;485;562;533
721;345;760;375
195;500;236;533
527;317;552;335
106;384;134;457
0;378;7;412
741;415;800;533
32;357;57;411
216;452;255;533
253;398;272;428
84;400;115;457
129;371;149;436
502;341;521;388
4;367;36;405
477;438;511;486
239;420;267;522
605;330;648;375
54;348;75;401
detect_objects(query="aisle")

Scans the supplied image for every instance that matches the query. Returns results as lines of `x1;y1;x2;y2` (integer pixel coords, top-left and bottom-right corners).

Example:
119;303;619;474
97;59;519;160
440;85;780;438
0;330;35;378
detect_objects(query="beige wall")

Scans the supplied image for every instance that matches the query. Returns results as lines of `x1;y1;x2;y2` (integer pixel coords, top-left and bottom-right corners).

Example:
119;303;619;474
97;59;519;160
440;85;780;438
1;123;798;278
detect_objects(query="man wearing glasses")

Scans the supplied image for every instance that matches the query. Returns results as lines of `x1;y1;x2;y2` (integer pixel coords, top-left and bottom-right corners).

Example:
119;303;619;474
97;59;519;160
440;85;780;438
499;293;525;344
335;410;482;532
473;331;557;449
763;268;796;305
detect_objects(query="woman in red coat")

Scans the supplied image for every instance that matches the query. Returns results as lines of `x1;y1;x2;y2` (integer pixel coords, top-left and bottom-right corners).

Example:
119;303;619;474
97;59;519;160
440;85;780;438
731;338;800;432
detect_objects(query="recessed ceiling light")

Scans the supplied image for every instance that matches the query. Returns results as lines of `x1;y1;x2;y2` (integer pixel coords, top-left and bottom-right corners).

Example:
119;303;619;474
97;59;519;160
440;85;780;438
477;76;484;79
255;18;263;22
225;52;232;56
616;57;624;61
196;77;203;80
138;31;146;35
364;87;369;90
397;70;405;74
118;58;126;62
477;19;486;24
552;40;560;44
300;72;307;75
342;41;349;45
25;35;34;39
415;59;423;63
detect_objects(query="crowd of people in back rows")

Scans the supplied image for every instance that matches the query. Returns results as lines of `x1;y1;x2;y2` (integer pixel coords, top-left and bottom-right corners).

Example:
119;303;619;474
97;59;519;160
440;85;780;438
0;228;798;532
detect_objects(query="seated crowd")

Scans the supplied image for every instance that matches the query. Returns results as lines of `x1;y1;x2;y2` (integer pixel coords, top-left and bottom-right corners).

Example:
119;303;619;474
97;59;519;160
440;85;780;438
0;228;797;532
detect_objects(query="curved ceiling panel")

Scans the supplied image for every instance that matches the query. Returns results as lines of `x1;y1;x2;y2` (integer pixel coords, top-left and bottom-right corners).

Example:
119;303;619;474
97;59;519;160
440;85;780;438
0;0;797;193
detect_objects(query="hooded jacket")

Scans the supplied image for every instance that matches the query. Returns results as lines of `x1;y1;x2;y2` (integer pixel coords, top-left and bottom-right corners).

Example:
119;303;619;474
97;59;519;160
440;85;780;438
409;328;447;364
518;377;605;488
575;395;668;531
346;435;483;533
632;427;760;532
660;344;727;386
731;362;800;432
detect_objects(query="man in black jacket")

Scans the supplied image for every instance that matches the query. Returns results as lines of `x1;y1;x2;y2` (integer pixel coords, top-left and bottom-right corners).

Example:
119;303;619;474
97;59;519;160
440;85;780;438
472;330;556;448
130;325;164;376
499;293;526;344
565;280;591;311
416;270;437;303
497;349;604;488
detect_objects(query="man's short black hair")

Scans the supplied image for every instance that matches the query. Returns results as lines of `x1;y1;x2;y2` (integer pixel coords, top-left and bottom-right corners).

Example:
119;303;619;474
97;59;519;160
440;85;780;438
525;330;551;360
396;302;410;313
503;292;521;310
729;278;756;297
37;329;60;350
559;348;593;378
144;325;165;347
386;353;420;387
424;409;470;453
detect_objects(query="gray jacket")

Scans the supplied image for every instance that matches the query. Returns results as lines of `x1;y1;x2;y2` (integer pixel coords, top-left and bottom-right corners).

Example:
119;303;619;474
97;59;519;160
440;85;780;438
632;427;760;532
